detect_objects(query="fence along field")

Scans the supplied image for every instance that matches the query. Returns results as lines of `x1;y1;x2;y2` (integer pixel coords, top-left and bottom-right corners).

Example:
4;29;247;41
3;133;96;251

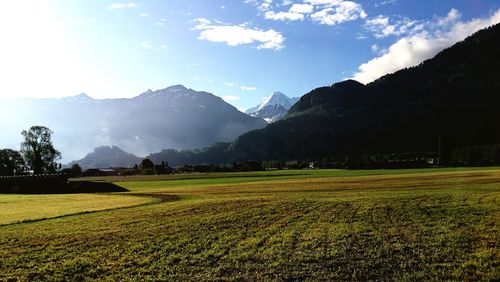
0;168;499;280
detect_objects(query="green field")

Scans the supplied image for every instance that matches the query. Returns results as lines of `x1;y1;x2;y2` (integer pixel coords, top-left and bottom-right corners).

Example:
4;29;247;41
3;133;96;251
1;168;499;280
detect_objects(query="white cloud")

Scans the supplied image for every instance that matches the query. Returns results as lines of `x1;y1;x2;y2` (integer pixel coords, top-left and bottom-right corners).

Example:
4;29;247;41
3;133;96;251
193;18;285;50
365;9;461;39
311;1;367;25
224;82;237;87
353;9;500;84
365;16;389;32
223;95;241;101
139;13;148;17
241;86;258;91
108;2;136;10
262;0;366;25
264;3;314;21
437;8;461;26
365;15;423;38
290;4;314;14
365;16;398;37
265;11;305;21
260;2;272;11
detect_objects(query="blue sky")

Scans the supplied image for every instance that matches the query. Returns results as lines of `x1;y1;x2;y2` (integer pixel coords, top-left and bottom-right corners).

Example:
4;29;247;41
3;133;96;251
0;0;499;111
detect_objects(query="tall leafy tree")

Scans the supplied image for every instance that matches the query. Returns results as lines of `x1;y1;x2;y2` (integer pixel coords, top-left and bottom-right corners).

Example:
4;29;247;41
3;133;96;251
20;126;61;174
140;158;155;175
70;163;83;177
0;149;25;176
140;158;154;170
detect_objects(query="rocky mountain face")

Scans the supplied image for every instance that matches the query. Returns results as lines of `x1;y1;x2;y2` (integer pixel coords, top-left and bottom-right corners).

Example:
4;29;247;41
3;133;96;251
246;92;299;123
0;85;266;162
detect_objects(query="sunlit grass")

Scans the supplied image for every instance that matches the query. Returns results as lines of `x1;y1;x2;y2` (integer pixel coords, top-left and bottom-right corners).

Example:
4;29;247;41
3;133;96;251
1;168;499;280
0;194;155;225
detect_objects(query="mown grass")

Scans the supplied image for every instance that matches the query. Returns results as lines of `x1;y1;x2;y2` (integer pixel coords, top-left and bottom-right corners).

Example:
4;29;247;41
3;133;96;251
0;168;499;280
0;194;155;225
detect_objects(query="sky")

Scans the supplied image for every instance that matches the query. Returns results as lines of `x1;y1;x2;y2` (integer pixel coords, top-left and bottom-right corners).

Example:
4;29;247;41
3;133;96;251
0;0;499;111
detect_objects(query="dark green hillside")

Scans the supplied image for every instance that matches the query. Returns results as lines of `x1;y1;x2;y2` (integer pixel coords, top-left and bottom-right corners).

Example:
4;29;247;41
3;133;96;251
231;23;500;163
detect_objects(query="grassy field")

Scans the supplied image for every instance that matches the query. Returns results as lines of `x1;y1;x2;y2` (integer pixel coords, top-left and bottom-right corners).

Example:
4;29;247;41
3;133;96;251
0;194;155;225
0;168;499;280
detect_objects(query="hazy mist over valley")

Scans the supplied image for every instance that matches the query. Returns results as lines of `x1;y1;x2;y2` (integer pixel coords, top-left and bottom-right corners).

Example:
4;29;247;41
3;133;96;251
0;85;266;162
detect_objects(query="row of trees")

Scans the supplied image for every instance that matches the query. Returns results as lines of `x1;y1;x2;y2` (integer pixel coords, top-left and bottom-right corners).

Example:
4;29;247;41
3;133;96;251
449;144;500;166
4;125;500;178
111;160;266;176
136;159;173;175
0;126;61;176
106;160;174;177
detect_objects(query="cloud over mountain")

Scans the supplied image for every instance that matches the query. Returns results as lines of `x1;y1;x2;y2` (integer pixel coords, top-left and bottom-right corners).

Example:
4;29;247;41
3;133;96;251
354;9;500;83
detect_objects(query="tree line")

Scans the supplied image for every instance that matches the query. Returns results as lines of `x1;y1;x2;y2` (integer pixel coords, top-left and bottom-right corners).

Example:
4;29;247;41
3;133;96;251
0;126;61;176
3;126;500;178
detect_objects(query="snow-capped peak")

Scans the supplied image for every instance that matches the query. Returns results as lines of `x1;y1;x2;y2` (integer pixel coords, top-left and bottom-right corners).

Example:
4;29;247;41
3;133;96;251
245;91;300;123
253;91;300;113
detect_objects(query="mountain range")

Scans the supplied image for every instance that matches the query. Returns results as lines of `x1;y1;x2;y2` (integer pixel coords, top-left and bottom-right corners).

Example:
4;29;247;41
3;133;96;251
0;85;266;162
245;92;299;123
145;23;500;167
11;23;500;169
231;23;500;163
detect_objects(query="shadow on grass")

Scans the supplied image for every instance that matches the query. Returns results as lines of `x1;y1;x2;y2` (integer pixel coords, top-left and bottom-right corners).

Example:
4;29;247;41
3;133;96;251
68;181;129;193
0;181;129;194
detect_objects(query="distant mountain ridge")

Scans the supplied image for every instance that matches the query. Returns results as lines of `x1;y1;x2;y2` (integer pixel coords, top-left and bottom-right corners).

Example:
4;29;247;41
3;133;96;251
145;23;500;166
68;146;142;169
230;23;500;162
0;85;266;162
246;92;299;123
